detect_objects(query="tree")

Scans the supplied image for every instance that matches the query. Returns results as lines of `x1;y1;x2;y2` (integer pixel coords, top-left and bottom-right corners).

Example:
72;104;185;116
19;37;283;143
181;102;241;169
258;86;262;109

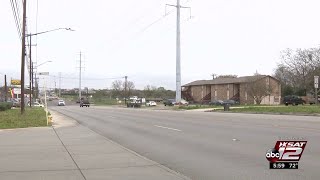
123;81;135;97
143;85;153;98
246;76;273;105
111;80;123;98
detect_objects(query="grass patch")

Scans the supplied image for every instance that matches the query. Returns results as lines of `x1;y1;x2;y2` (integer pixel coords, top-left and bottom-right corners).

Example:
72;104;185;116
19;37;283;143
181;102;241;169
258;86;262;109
178;105;220;110
227;105;320;114
0;108;48;129
92;98;120;106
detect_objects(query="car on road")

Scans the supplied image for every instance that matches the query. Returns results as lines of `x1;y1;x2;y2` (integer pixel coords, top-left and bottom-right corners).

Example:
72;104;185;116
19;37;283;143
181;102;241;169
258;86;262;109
28;102;44;107
146;101;157;106
163;99;175;106
283;95;305;106
178;99;189;106
58;100;66;106
209;100;224;106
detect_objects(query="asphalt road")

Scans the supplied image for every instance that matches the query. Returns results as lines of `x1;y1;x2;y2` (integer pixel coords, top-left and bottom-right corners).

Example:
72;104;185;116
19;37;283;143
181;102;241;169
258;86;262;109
49;104;320;180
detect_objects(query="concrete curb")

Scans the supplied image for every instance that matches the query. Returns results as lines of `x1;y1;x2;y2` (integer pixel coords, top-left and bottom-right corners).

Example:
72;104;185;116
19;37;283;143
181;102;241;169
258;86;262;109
50;110;192;180
206;110;320;116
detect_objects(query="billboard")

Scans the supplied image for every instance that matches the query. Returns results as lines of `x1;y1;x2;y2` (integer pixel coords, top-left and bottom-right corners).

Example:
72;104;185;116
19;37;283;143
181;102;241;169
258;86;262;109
11;79;21;85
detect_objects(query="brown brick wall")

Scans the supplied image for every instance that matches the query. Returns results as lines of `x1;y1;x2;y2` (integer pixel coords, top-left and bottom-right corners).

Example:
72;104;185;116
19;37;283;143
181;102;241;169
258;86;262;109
188;76;281;104
191;85;210;102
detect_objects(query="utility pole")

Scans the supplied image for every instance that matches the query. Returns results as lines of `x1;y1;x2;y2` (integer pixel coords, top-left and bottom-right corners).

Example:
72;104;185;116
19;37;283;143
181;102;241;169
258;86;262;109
79;52;82;101
20;0;27;114
166;0;191;104
54;76;56;95
29;34;32;107
4;75;7;101
31;62;34;102
124;76;128;104
59;72;61;97
175;0;182;104
315;76;319;105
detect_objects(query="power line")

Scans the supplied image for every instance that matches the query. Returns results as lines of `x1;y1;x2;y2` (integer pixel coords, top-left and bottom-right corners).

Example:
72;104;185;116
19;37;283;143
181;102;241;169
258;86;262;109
10;0;22;40
48;75;124;81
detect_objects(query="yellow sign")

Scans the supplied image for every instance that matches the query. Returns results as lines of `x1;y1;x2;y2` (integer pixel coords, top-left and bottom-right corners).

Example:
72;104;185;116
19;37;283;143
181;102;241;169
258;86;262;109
11;79;21;85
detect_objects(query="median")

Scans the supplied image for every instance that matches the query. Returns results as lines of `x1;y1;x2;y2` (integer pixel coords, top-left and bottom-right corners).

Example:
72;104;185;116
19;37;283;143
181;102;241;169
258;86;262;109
0;108;49;129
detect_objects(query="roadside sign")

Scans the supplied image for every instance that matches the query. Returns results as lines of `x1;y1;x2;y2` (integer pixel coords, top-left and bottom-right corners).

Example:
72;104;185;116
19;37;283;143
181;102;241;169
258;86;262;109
314;76;319;89
11;79;21;85
38;72;49;76
13;88;21;95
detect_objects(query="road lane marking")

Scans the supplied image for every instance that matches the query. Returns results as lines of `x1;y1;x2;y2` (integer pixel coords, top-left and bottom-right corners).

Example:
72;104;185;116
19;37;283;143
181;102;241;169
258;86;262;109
154;125;182;132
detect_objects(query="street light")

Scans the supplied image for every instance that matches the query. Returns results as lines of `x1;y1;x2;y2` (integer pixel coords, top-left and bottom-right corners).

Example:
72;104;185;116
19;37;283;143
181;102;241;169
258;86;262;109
21;27;75;113
30;60;53;106
35;61;52;68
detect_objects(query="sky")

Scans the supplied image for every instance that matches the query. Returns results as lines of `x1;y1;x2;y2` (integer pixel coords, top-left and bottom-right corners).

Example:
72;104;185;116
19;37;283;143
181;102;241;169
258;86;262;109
1;0;320;90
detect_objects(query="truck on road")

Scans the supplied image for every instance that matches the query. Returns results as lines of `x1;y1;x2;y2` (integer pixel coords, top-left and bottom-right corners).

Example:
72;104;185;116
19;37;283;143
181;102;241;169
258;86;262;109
126;98;142;108
80;98;90;107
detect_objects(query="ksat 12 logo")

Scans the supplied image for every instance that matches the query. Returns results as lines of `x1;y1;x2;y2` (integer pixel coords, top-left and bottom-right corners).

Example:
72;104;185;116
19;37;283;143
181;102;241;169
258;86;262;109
265;141;307;169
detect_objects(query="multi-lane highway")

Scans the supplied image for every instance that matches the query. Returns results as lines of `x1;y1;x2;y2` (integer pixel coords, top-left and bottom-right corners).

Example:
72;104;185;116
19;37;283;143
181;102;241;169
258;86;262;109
50;104;320;180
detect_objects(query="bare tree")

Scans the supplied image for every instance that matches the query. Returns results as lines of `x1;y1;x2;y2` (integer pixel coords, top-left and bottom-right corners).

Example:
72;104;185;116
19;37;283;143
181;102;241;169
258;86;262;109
111;80;123;98
143;85;152;98
124;81;135;97
246;76;273;105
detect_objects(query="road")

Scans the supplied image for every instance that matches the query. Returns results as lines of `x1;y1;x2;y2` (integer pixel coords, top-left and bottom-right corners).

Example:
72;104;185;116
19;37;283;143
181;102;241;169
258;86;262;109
50;104;320;180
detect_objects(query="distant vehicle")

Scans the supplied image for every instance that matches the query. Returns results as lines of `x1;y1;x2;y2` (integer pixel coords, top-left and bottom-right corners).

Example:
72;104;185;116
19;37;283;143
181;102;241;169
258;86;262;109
146;101;157;106
163;99;175;106
307;96;320;105
127;98;142;108
58;100;65;106
209;100;224;106
28;102;44;107
6;99;21;107
80;98;90;107
222;100;239;106
283;95;305;106
174;99;189;106
283;95;306;106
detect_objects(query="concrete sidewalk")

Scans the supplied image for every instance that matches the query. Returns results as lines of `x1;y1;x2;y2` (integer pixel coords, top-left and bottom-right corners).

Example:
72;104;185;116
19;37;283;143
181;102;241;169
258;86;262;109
0;111;189;180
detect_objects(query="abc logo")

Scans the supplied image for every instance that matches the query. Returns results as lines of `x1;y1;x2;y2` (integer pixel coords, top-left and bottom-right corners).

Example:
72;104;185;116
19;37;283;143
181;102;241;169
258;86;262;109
265;148;280;162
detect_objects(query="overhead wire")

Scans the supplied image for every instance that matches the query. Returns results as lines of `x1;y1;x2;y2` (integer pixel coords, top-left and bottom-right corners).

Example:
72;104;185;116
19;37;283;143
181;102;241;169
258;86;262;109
10;0;22;40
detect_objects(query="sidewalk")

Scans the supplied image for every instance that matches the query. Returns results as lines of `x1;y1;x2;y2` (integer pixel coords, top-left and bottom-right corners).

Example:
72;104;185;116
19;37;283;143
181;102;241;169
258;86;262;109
0;111;189;180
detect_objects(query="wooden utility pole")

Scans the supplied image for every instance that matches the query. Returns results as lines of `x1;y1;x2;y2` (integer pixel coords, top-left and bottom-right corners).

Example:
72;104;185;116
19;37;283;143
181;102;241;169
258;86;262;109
31;62;34;101
20;0;27;114
29;35;32;107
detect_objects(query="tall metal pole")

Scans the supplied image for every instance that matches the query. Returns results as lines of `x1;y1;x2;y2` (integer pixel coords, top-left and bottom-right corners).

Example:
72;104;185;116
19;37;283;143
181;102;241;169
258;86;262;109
175;0;182;103
124;76;128;104
4;75;7;101
20;0;27;114
59;72;61;97
79;52;82;101
29;35;32;107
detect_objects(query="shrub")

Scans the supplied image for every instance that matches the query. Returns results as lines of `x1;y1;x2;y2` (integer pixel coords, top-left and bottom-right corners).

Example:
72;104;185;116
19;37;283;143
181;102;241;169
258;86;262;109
0;102;12;111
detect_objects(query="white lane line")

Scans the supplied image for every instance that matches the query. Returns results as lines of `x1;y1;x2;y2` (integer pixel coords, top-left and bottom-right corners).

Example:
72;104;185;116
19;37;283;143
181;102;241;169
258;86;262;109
154;125;182;132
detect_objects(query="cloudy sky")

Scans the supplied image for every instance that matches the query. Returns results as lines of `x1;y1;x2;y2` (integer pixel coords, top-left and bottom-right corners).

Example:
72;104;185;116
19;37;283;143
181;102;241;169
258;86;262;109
1;0;320;90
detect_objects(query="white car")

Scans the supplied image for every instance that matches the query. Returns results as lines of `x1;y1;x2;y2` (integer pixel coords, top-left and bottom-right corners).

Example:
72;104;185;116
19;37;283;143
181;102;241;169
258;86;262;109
146;101;157;106
28;102;44;107
58;100;66;106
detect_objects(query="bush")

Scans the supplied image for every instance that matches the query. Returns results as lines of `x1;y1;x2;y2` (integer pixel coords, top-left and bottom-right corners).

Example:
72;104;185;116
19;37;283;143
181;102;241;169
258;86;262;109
0;102;12;111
